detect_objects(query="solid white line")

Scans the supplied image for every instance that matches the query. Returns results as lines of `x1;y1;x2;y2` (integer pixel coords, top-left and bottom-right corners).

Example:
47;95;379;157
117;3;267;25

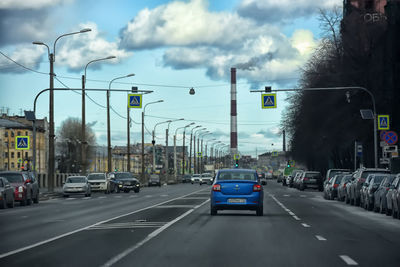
98;196;106;199
101;199;209;267
0;188;206;259
301;223;311;228
339;255;358;265
315;235;327;241
283;194;290;197
288;211;295;216
293;216;301;221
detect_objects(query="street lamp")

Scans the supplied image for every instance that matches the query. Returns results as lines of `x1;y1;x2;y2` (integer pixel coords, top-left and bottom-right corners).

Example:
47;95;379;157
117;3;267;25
165;118;184;178
204;138;216;165
152;120;172;173
81;56;116;175
33;28;91;192
173;123;194;179
141;100;163;181
198;131;210;173
107;74;135;172
189;125;201;174
194;128;207;173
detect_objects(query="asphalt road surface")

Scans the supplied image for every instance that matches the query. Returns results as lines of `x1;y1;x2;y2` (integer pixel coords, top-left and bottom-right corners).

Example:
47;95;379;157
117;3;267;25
1;182;399;267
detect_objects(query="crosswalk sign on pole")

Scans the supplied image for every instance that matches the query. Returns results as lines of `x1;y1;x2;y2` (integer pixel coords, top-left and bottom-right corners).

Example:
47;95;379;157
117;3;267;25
262;93;277;109
128;94;142;108
378;115;390;130
16;136;29;150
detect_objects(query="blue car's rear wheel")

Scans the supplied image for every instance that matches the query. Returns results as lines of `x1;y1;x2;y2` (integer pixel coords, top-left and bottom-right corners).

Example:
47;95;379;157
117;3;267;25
256;206;263;216
210;206;217;216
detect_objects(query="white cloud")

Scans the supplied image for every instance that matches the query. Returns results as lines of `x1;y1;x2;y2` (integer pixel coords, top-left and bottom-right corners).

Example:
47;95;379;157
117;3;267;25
237;0;342;23
0;0;72;9
0;45;45;73
56;22;132;72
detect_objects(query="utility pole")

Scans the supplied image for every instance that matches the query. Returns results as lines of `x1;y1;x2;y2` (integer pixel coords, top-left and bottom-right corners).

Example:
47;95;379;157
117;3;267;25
127;105;131;172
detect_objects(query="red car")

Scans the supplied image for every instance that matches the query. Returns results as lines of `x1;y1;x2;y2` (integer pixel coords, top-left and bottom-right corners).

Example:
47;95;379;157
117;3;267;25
0;171;39;206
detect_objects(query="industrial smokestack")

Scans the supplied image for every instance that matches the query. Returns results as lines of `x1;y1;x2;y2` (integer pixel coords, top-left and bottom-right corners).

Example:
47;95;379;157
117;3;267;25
230;68;238;158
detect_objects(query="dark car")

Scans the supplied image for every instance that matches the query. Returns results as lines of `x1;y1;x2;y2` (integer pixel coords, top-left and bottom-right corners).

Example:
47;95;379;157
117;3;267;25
0;177;15;208
390;174;400;219
349;168;390;206
210;169;264;216
299;171;323;191
148;174;161;187
337;174;352;202
181;174;192;183
363;174;386;211
0;171;39;206
386;176;399;216
109;172;140;193
373;174;396;214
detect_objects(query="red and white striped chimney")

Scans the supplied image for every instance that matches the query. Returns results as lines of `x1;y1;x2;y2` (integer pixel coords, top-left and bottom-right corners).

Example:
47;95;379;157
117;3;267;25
230;68;238;157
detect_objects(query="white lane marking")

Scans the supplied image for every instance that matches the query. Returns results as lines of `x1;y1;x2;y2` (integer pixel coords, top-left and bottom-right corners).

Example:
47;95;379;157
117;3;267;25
145;195;152;198
300;195;307;197
270;194;302;221
83;197;91;200
301;223;311;228
0;188;206;259
339;255;358;265
101;199;209;267
98;196;107;199
66;198;76;200
315;235;327;241
129;195;137;198
155;205;197;209
293;216;301;221
114;196;122;198
283;194;290;197
160;194;168;197
288;211;295;216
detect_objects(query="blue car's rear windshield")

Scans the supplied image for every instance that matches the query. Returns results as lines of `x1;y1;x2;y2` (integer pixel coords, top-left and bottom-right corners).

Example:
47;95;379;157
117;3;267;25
217;171;256;181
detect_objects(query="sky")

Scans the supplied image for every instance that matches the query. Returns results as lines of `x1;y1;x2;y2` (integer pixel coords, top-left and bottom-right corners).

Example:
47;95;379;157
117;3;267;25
0;0;342;157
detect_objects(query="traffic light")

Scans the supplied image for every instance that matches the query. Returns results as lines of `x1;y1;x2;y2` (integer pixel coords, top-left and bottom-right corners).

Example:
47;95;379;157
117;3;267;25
287;160;291;168
235;159;239;168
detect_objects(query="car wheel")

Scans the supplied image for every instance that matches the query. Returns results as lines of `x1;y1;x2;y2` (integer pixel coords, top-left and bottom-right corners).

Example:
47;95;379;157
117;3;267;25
33;192;39;204
256;206;264;216
379;201;384;214
210;206;217;216
345;195;349;204
134;187;140;193
0;197;6;209
393;206;397;218
63;194;69;198
386;208;392;216
8;196;15;208
27;192;32;205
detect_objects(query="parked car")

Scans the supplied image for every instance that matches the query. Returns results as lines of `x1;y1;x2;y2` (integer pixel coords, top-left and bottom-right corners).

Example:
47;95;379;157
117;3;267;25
210;169;263;216
359;174;376;207
148;174;161;187
325;174;343;199
293;171;304;189
87;173;109;193
325;169;350;185
323;177;334;199
0;177;15;208
109;172;140;193
191;174;201;184
288;170;303;188
363;174;386;211
0;171;39;205
200;173;213;185
337;174;353;202
386;176;399;216
181;174;192;183
349;168;390;206
373;174;396;214
299;171;323;192
63;176;91;197
258;172;267;185
390;174;400;219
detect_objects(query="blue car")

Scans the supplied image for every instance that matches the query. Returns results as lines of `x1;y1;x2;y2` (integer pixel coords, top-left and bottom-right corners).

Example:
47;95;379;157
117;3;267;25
210;169;264;216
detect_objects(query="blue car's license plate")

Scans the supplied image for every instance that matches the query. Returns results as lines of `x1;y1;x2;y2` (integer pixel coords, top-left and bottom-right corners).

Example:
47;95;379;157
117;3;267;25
228;198;246;204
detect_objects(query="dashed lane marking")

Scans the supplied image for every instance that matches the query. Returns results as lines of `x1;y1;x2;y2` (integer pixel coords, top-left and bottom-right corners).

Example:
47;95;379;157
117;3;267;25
301;223;311;228
315;235;327;241
339;255;358;265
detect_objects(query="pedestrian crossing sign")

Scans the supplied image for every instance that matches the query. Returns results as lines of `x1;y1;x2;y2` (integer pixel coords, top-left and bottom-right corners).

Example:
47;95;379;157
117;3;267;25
378;115;389;130
262;93;277;109
128;94;142;108
16;136;29;150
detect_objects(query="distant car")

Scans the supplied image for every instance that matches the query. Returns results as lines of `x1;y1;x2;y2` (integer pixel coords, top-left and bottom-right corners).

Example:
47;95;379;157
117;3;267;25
0;171;39;206
200;173;213;185
181;174;192;183
363;174;386;211
63;176;91;197
386;176;399;216
337;174;353;202
191;174;201;184
373;174;396;214
389;175;400;219
109;172;140;193
0;177;15;208
210;169;263;216
293;171;304;189
349;168;390;206
288;170;303;188
87;173;109;193
323;177;334;199
258;173;267;185
148;174;161;187
359;174;376;207
299;171;323;192
325;169;350;184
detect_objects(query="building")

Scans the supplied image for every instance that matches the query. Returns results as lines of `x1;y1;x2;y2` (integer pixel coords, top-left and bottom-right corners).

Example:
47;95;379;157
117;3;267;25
0;114;48;172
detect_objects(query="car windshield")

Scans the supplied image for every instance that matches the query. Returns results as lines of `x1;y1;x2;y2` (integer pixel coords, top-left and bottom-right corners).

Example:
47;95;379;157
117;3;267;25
87;174;105;180
0;173;23;183
66;177;86;183
217;171;256;181
115;173;133;179
372;176;385;184
361;171;389;179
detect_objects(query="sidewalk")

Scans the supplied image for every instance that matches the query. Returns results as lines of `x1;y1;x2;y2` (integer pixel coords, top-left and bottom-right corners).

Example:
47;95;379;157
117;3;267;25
39;187;64;201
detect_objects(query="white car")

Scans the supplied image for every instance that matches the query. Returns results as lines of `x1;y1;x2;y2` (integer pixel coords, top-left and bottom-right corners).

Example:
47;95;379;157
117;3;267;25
87;173;109;193
191;174;201;184
63;176;91;197
200;173;213;185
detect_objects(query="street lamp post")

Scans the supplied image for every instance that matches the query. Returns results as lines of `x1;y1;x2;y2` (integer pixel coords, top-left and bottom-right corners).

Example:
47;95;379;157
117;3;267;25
204;138;216;165
174;123;194;180
189;126;201;174
195;129;207;173
107;74;135;172
198;132;210;173
141;101;163;182
33;28;91;192
82;56;115;175
165;118;184;178
193;127;206;174
152;120;172;173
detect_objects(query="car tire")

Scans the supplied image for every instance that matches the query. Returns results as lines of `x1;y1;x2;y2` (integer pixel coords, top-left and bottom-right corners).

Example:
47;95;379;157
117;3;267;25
27;192;32;206
379;201;384;214
0;197;6;209
33;192;39;204
8;196;15;208
345;195;349;204
386;208;392;216
256;206;264;216
134;188;140;193
210;206;217;216
63;195;69;198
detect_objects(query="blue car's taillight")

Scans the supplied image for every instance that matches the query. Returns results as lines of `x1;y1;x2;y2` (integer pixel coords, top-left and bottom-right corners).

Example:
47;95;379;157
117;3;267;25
253;184;262;192
212;184;221;192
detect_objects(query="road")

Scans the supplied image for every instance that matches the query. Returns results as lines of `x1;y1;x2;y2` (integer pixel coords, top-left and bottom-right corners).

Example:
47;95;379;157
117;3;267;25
1;182;399;267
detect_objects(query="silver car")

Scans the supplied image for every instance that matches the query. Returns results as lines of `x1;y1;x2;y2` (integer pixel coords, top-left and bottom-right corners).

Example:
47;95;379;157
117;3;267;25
63;176;91;197
0;177;15;208
87;173;109;193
